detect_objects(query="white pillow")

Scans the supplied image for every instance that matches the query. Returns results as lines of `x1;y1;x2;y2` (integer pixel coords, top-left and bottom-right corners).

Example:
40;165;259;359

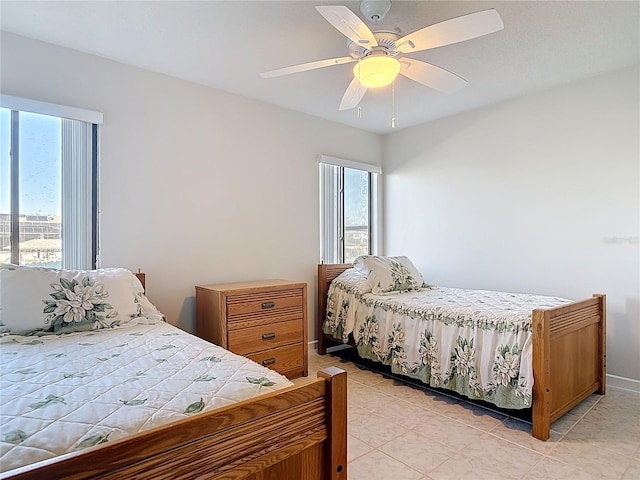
332;268;372;295
353;255;425;294
133;281;164;320
0;264;152;335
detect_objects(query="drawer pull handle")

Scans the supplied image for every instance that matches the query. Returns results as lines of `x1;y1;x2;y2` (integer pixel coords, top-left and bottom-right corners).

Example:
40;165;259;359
262;332;276;341
261;301;276;309
262;358;276;366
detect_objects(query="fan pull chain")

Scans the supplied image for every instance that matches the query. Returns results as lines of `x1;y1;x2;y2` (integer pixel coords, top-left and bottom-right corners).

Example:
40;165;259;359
357;59;363;119
391;80;396;129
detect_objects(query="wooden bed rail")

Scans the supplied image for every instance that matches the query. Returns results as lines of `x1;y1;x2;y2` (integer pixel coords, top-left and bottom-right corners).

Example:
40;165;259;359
2;368;348;480
532;293;606;440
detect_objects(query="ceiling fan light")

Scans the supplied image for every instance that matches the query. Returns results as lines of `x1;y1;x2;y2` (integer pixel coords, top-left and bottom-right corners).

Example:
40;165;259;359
353;56;400;88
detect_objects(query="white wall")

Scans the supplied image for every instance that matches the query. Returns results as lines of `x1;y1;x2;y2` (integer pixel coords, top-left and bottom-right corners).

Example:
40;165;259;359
383;66;640;381
0;32;382;337
3;31;638;382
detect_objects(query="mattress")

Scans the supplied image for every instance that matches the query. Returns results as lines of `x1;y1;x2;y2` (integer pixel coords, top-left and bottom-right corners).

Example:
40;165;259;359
323;269;572;409
0;318;293;473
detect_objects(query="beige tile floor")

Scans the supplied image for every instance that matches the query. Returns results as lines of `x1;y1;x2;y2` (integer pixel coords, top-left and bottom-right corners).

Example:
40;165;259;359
302;349;640;480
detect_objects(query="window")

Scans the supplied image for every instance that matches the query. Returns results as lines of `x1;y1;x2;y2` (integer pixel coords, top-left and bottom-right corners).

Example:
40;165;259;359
319;155;381;264
0;96;102;269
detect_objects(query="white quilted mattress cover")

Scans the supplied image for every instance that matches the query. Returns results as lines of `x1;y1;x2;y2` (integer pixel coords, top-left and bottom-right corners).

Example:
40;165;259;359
0;319;293;474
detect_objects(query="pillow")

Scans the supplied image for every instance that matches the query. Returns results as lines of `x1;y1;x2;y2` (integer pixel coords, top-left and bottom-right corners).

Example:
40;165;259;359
352;255;425;294
0;264;154;335
132;279;165;321
332;268;372;295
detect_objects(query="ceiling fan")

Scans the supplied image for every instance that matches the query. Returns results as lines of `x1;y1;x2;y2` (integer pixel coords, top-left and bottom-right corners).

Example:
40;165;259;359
260;1;504;111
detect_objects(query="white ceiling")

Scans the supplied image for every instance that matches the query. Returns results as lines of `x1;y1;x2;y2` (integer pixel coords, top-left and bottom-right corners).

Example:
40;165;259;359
1;1;638;134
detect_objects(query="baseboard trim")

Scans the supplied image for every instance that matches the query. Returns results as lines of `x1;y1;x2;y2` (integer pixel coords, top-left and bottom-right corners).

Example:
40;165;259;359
606;374;640;393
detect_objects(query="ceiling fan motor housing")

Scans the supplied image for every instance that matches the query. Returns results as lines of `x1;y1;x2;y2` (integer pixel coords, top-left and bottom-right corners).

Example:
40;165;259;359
348;31;400;59
360;0;391;23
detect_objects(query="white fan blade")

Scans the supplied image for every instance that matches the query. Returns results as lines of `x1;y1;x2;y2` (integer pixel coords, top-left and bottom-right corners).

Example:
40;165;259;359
396;9;504;54
399;58;467;93
339;77;368;110
316;5;378;48
260;56;355;78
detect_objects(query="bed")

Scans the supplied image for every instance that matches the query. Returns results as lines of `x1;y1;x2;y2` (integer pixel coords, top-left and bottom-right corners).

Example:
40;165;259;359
317;258;606;441
0;264;347;480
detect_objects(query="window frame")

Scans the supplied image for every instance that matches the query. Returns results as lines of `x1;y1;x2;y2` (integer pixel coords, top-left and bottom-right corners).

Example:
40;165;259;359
319;155;381;264
1;95;102;269
9;110;19;265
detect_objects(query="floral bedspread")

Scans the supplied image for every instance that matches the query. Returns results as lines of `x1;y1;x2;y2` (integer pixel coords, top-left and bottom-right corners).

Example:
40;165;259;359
323;273;572;409
0;319;293;474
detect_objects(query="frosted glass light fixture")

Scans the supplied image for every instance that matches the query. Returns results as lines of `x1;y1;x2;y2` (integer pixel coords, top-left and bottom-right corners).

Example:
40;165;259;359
353;55;401;88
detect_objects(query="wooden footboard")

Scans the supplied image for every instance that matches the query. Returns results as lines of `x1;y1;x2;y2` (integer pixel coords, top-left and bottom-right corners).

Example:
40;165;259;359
2;368;348;480
532;294;606;440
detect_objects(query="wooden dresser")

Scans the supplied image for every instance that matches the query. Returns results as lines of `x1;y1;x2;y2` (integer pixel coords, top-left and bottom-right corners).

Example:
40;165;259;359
195;279;308;379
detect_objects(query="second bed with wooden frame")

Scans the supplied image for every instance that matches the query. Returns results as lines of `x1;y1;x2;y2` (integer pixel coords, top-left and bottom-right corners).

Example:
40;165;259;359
317;263;606;441
2;272;348;480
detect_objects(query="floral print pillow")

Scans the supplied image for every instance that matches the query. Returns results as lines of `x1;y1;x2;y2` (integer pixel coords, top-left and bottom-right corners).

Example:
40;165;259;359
353;255;425;294
43;276;120;333
0;264;154;335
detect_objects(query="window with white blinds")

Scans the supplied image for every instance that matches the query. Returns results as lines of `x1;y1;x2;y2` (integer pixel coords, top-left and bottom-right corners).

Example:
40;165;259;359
0;95;102;269
318;155;381;264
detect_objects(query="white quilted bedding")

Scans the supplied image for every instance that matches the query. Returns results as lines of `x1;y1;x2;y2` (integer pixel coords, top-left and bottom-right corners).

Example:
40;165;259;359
0;319;293;474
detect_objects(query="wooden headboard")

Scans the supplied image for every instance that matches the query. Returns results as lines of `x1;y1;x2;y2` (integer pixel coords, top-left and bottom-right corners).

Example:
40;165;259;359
134;272;146;291
317;263;351;354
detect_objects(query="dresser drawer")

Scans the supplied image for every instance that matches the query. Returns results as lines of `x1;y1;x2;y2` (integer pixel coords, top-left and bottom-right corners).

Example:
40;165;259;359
247;344;304;375
227;319;303;355
226;289;303;320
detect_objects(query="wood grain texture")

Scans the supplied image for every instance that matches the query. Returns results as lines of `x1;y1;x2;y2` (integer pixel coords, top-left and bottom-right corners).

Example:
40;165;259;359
247;343;305;377
595;294;607;395
317;263;606;441
226;289;303;318
532;308;551;440
317;264;351;355
1;368;348;480
228;319;304;354
196;280;307;378
538;293;607;434
319;367;348;480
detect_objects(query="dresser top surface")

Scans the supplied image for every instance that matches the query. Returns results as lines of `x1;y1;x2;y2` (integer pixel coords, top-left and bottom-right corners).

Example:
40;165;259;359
196;279;305;292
